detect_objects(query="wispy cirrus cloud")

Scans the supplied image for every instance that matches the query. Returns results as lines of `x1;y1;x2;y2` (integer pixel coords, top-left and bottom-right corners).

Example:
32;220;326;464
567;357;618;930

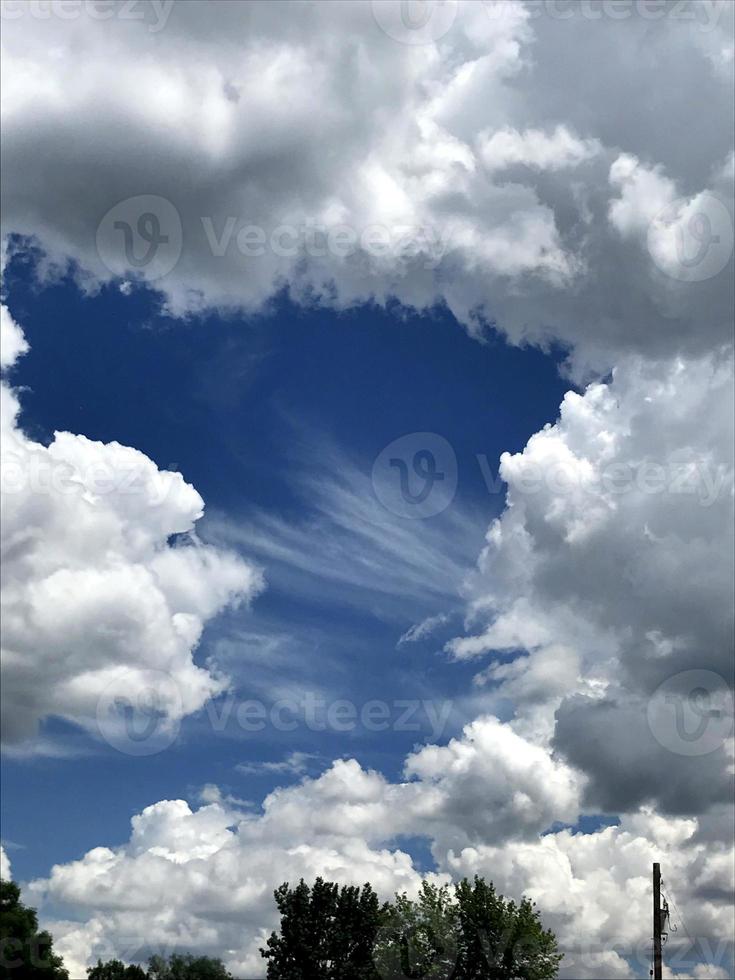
204;431;486;623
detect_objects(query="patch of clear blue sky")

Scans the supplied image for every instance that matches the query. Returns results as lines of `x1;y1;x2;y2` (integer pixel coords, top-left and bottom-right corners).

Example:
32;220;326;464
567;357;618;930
2;252;578;881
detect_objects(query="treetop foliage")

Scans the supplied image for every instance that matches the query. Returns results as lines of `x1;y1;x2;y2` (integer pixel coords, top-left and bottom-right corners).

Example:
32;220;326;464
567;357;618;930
261;874;561;980
88;953;233;979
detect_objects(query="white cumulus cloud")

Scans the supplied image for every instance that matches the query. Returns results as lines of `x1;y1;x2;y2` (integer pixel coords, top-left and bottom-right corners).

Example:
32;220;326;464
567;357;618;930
1;0;732;372
0;303;263;749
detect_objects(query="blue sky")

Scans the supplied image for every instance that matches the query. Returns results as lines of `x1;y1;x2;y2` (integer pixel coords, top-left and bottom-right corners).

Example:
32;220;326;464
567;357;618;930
1;252;571;881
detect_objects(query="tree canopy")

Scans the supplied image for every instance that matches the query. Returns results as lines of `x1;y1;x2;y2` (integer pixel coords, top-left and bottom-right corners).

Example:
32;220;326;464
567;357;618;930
0;879;69;980
262;875;561;980
87;960;148;980
88;954;232;980
452;876;561;980
261;877;388;979
374;881;458;980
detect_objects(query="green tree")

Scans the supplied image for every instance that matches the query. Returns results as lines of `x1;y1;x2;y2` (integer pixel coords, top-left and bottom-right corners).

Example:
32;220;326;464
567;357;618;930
87;959;147;980
261;877;388;979
374;881;458;979
453;877;561;980
0;879;69;979
374;877;560;980
147;953;233;979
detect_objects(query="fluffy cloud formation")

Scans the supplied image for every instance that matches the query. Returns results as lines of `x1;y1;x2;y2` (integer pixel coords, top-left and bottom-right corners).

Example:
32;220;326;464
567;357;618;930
0;845;10;881
448;348;734;815
1;0;733;371
21;714;579;974
0;302;27;369
402;716;581;850
29;764;733;979
447;810;734;980
243;717;581;855
29;774;438;978
0;304;263;748
478;125;600;173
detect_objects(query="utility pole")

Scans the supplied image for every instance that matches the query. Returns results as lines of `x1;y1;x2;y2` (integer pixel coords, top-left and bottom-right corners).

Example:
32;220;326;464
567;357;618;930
652;862;662;980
